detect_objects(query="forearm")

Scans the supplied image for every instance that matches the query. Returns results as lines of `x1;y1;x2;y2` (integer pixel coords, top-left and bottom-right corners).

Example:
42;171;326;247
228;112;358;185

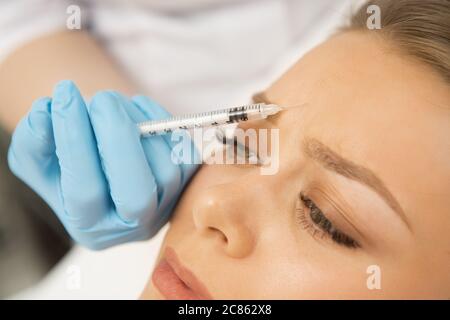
0;30;136;132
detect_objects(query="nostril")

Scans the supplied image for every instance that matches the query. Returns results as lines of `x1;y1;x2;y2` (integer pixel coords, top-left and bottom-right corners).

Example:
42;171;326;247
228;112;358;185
208;226;228;243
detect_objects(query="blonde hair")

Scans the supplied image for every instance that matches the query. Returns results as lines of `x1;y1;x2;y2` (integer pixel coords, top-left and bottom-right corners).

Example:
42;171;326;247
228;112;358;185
348;0;450;83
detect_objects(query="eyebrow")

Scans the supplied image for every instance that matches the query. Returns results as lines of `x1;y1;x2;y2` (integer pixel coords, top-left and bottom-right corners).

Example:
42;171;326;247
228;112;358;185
252;91;411;230
303;138;411;230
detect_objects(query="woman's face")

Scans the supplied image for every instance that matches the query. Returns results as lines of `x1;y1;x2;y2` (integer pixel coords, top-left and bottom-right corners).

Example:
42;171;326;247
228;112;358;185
141;31;450;299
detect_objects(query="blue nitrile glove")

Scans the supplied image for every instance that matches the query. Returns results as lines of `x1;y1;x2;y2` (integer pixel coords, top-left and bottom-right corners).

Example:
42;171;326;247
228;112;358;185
8;80;199;250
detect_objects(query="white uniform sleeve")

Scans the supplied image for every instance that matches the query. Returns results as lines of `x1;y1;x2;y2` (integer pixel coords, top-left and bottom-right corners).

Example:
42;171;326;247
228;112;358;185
0;0;86;63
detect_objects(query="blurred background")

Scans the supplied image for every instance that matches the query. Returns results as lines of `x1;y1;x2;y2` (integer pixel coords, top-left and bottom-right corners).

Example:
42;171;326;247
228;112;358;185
0;126;71;298
0;0;359;298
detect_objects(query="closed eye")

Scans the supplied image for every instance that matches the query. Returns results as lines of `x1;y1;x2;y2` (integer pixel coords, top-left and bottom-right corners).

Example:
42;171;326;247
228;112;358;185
296;193;359;249
215;128;261;165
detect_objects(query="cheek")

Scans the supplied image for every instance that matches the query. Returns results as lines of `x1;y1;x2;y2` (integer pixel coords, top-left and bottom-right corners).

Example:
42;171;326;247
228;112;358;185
252;248;372;298
244;242;333;298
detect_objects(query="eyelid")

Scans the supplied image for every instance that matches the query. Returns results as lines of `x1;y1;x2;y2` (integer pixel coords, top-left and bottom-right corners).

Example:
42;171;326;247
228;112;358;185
296;196;332;245
231;139;261;165
296;195;359;249
306;186;367;245
215;128;262;165
309;184;365;242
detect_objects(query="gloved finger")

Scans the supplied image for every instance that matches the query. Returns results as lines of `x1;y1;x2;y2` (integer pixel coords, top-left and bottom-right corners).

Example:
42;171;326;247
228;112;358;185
7;97;60;207
132;95;200;185
112;92;182;214
88;91;158;222
51;80;109;228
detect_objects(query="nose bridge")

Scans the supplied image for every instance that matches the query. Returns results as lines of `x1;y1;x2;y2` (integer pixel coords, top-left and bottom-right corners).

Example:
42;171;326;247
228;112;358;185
194;174;268;223
192;175;270;258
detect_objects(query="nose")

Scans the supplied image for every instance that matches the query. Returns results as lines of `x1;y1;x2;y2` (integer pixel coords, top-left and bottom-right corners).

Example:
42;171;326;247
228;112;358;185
192;182;260;259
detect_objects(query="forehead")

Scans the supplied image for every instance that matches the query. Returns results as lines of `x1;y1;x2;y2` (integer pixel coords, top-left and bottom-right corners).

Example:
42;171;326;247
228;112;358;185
263;31;450;212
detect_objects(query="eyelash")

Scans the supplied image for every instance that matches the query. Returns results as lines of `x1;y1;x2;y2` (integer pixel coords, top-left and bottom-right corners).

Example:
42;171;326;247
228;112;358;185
217;132;260;164
296;193;359;249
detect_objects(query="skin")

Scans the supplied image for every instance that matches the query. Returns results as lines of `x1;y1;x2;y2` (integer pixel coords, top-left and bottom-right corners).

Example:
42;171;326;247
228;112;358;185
141;31;450;299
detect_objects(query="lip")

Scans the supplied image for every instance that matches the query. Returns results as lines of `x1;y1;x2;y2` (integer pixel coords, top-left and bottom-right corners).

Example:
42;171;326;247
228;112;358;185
152;247;212;300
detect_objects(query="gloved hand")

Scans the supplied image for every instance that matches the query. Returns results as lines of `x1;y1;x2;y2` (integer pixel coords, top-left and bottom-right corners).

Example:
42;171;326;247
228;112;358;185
8;80;199;250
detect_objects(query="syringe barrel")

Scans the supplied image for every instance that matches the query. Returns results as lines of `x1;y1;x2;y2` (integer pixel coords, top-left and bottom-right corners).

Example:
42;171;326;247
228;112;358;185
138;103;274;136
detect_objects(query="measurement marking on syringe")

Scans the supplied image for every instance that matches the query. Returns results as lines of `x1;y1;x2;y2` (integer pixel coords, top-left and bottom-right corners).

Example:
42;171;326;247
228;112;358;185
138;103;282;137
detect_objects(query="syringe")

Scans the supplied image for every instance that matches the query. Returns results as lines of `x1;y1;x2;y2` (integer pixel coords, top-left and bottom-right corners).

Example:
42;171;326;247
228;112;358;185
138;103;282;136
